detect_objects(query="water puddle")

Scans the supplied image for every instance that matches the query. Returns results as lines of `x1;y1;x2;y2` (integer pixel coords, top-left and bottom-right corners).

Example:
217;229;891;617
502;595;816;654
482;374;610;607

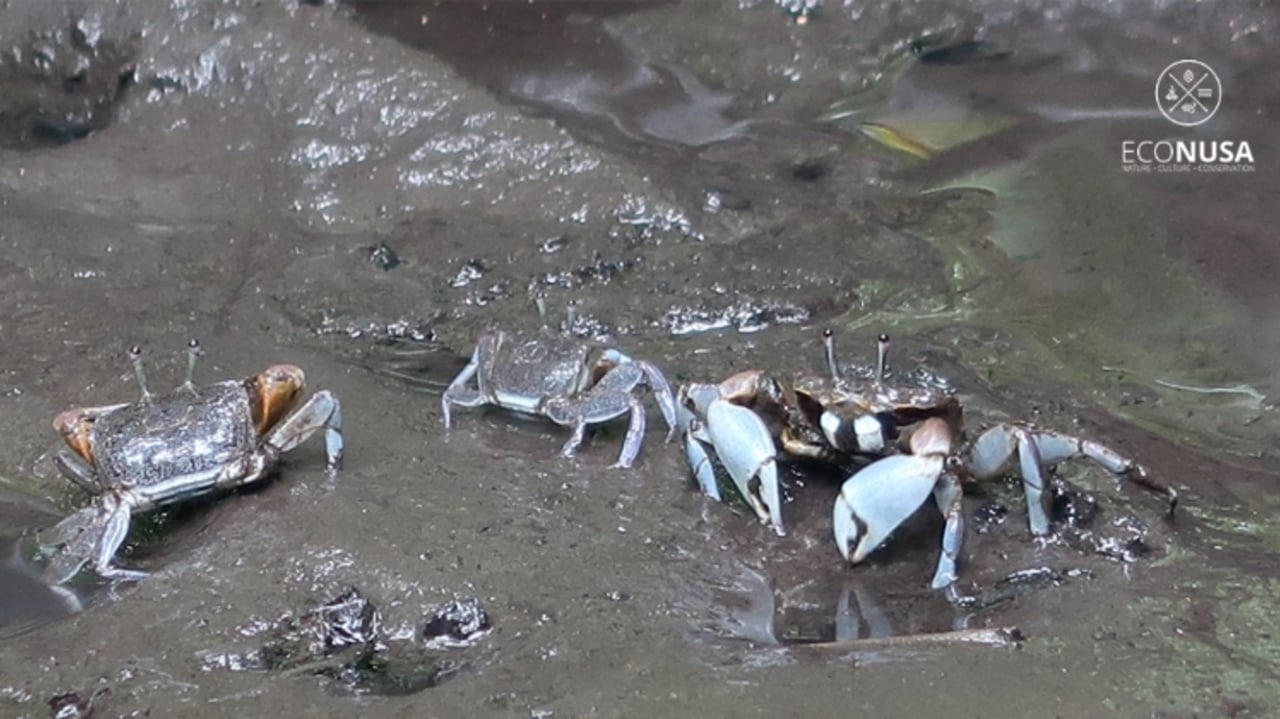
665;442;1176;652
348;0;755;150
0;536;81;639
0;493;84;637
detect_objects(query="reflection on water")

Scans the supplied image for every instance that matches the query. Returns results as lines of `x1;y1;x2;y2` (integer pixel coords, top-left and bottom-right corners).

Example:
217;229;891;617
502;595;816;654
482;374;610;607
0;536;81;638
351;0;754;148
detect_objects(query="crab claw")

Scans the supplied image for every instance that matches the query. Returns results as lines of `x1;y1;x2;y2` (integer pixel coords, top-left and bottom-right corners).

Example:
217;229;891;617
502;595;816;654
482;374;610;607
833;453;944;563
248;364;306;436
703;397;785;536
833;417;954;571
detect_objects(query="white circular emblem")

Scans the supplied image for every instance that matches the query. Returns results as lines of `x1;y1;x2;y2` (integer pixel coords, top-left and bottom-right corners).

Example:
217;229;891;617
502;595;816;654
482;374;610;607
1155;59;1222;127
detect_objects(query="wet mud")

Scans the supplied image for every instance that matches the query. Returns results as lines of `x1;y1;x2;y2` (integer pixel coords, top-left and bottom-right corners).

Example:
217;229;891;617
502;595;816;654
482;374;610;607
1;1;1278;717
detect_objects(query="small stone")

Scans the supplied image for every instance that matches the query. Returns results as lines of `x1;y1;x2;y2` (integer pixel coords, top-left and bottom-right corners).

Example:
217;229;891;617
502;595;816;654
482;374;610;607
366;241;401;271
423;597;491;648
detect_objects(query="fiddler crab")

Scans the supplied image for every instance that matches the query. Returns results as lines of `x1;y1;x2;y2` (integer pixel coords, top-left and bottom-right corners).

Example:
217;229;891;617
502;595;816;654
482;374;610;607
441;312;678;467
678;330;1177;591
37;341;343;585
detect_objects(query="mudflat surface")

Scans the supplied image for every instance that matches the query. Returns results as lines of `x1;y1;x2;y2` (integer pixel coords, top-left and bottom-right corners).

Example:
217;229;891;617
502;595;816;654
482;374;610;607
1;1;1278;717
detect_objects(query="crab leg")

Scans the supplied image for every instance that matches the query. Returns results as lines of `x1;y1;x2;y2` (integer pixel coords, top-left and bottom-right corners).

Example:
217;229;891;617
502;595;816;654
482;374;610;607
86;495;145;581
599;347;680;437
39;494;146;585
681;418;722;502
962;425;1051;535
931;472;965;589
600;349;678;436
963;424;1170;537
441;339;489;429
263;390;344;471
546;363;648;467
703;397;784;536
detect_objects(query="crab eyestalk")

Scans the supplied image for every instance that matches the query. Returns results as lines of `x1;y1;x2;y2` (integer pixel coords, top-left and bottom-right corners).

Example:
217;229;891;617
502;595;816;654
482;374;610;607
182;338;203;393
875;333;890;383
564;299;579;333
128;345;154;403
534;293;550;328
822;329;839;381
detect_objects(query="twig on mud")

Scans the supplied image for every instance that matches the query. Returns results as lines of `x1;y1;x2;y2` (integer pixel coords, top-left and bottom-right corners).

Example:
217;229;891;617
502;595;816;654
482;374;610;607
793;625;1024;652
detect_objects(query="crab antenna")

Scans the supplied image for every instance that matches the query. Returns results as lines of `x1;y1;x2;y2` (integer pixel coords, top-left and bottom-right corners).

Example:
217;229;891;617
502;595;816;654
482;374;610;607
875;333;890;383
535;294;549;329
822;328;839;381
129;345;153;402
182;338;203;392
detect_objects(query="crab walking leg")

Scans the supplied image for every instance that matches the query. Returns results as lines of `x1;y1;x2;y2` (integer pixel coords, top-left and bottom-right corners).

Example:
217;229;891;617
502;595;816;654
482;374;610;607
440;342;486;429
681;419;723;502
262;390;345;471
1026;429;1177;511
930;472;965;589
559;421;588;460
40;495;147;585
88;494;147;581
704;397;785;535
602;350;678;436
546;363;648;466
963;424;1161;537
608;399;647;468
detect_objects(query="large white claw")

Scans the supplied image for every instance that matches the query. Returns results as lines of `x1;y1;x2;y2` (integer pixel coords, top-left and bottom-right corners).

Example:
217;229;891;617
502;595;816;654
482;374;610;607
833;454;944;563
705;397;785;536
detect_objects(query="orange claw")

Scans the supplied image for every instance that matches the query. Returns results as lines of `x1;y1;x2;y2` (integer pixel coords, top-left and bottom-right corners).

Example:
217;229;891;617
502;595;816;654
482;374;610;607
52;410;97;466
248;364;306;436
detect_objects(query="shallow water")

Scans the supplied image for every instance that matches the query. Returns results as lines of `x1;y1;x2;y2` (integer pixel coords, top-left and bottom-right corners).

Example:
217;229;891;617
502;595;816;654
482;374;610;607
1;0;1278;717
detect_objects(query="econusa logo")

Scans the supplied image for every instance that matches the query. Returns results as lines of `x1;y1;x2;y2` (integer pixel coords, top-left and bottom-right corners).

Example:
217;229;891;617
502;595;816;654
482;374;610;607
1119;60;1256;173
1121;140;1254;165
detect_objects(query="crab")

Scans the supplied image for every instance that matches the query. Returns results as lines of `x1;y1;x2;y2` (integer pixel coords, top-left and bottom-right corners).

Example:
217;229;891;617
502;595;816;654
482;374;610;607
678;330;1176;591
442;326;678;467
37;341;343;585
